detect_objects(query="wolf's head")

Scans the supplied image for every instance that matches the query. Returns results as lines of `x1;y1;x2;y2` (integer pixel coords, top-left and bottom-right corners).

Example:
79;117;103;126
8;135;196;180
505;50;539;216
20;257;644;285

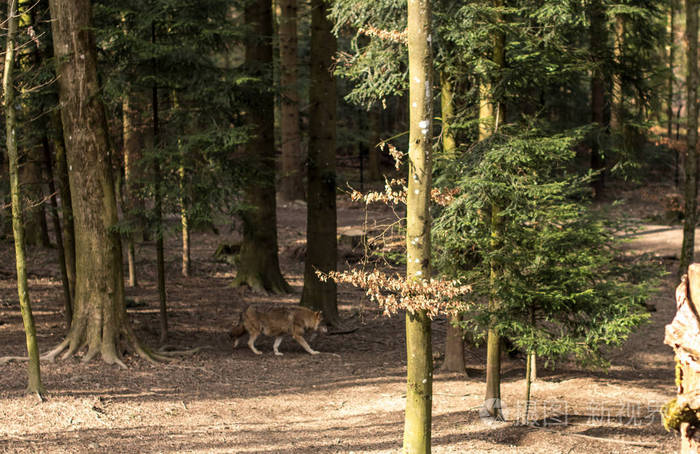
312;311;327;334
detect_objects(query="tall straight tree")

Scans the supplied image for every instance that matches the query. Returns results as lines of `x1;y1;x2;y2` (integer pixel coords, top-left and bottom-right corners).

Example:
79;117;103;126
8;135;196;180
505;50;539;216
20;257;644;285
45;0;152;364
404;0;433;451
300;0;338;325
278;0;305;202
233;0;290;293
481;0;506;421
589;0;608;199
680;0;699;278
4;0;43;396
439;72;465;374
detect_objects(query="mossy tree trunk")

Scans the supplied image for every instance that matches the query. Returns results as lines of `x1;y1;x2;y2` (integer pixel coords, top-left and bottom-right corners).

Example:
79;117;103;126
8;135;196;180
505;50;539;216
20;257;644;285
278;0;305;202
300;0;338;325
589;0;608;199
46;0;156;365
4;0;44;397
680;0;698;279
233;0;290;295
403;0;434;451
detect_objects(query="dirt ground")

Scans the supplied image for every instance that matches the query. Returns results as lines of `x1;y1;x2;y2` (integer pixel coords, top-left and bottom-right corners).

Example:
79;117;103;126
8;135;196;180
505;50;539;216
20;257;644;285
0;189;685;454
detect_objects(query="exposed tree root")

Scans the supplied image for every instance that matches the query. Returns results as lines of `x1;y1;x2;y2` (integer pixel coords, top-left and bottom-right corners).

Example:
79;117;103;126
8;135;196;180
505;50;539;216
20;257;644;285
0;356;29;364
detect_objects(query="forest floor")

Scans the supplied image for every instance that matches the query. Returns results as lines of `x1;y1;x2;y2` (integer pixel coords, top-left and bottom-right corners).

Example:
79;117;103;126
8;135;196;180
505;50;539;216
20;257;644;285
0;180;688;453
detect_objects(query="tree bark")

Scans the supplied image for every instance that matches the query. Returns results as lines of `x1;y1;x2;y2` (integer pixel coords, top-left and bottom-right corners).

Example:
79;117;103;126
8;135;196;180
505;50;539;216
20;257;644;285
300;0;338;325
4;0;44;397
46;0;153;365
51;110;76;300
680;0;698;279
233;0;290;294
403;0;433;451
610;14;625;134
589;0;607;199
278;0;305;202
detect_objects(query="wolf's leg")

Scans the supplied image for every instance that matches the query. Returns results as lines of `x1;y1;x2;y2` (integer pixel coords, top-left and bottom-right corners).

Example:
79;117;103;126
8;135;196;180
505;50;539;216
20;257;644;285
247;333;263;355
292;334;319;355
233;336;242;348
273;337;284;356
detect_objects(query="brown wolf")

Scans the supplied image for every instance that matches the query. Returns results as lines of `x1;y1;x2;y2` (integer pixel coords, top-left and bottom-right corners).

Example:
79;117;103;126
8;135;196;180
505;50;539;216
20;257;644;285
232;305;326;356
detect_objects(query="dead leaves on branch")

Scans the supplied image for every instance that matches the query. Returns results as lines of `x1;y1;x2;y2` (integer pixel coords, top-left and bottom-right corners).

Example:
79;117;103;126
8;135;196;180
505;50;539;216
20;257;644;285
319;269;471;319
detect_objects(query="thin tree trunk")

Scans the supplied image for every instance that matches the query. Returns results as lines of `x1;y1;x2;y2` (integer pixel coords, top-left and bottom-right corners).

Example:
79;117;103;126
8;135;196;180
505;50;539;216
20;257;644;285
483;0;506;421
300;0;338;325
152;21;168;345
233;0;290;294
278;0;304;201
41;135;72;327
179;158;190;278
589;0;607;199
46;0;155;365
4;0;43;397
668;0;676;140
403;0;433;451
440;72;464;374
367;108;381;181
122;93;146;287
680;0;698;279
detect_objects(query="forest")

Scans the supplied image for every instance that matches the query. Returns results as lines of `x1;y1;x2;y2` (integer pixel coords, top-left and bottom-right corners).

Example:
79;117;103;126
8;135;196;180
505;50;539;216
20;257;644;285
1;0;700;452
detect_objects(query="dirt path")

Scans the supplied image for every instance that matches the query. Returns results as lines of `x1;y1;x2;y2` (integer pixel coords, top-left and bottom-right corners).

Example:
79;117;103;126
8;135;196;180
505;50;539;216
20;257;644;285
0;201;681;453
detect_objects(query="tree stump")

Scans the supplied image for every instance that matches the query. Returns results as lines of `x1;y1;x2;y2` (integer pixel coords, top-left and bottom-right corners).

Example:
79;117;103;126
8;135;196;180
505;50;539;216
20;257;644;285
663;264;700;452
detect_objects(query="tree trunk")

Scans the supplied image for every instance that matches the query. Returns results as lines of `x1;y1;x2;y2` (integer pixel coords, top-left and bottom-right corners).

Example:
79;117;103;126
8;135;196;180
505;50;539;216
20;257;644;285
610;14;625;134
663;264;700;452
278;0;305;202
151;21;168;345
19;145;50;247
443;314;466;373
668;0;677;141
589;0;607;199
41;136;72;327
51;110;76;300
440;72;464;374
680;0;698;279
4;0;44;397
233;0;290;294
122;92;147;287
46;0;154;365
367;108;382;182
300;0;338;325
403;0;433;451
179;162;191;278
482;0;506;421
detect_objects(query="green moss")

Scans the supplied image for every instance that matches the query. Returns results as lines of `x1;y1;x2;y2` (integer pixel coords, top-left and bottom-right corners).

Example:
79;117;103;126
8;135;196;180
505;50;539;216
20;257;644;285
661;398;700;432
